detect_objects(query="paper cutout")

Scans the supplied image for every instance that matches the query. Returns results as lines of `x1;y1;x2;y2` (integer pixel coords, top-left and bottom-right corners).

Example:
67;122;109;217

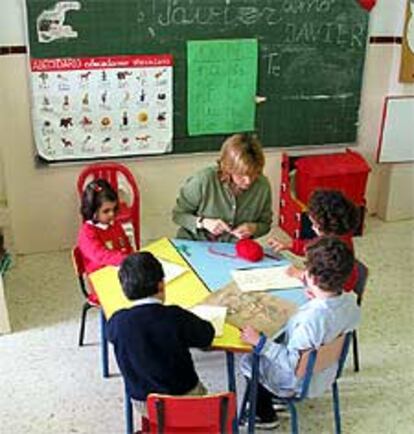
36;1;81;43
157;258;187;284
201;282;298;338
190;305;227;337
232;265;303;292
187;39;258;135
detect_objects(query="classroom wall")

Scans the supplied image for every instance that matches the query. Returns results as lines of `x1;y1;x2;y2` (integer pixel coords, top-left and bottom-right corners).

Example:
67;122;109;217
0;0;412;254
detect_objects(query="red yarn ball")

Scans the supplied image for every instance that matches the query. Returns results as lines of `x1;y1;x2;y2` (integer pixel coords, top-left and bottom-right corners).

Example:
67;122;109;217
235;239;264;262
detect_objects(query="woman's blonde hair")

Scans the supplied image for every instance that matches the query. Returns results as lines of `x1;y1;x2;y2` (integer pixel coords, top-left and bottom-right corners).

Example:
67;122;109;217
217;133;265;183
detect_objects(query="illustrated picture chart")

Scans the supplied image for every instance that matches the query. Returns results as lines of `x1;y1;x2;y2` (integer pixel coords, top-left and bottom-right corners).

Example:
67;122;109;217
30;54;173;161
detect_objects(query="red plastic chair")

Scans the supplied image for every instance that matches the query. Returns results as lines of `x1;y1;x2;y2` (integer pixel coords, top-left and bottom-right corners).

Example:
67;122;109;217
145;392;237;434
77;162;140;249
71;246;109;378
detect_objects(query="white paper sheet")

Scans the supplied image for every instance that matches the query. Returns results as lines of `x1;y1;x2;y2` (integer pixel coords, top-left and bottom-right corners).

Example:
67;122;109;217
158;258;187;284
231;265;303;292
189;305;227;337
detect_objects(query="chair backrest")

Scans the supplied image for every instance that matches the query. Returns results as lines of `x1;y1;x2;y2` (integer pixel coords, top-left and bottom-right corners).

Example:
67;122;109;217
295;332;352;399
146;392;237;434
71;246;89;299
77;162;140;249
354;259;368;305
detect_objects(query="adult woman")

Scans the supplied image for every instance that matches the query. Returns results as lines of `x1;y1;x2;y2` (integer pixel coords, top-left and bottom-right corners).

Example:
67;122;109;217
172;133;273;242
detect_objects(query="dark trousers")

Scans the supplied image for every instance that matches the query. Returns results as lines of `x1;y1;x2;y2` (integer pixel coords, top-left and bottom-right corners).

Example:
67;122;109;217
256;383;277;420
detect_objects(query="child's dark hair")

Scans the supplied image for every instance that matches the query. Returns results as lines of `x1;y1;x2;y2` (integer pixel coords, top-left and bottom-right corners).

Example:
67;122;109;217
80;179;118;221
308;189;360;235
118;252;165;300
305;236;354;294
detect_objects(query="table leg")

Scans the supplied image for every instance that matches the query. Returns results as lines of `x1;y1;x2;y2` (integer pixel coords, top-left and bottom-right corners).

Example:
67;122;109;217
226;351;236;393
225;351;240;434
100;310;109;378
248;353;260;434
125;385;134;434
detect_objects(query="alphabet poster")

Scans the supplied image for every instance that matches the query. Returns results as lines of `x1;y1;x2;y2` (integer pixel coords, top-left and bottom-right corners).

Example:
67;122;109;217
400;0;414;82
30;54;173;161
187;39;258;136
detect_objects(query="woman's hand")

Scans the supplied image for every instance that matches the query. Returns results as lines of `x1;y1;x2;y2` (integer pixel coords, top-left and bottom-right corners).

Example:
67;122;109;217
202;218;231;236
267;237;292;252
231;223;257;239
240;325;261;346
286;265;304;280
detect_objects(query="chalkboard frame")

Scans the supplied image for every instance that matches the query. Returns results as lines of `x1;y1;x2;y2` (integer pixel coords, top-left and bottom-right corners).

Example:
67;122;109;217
25;0;370;160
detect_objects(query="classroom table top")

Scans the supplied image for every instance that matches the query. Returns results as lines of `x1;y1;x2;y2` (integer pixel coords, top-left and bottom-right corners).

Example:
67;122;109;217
170;238;308;306
90;237;308;352
89;237;252;351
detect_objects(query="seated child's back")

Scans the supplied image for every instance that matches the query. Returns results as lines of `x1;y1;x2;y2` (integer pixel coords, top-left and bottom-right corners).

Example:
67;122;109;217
240;237;360;401
107;252;214;401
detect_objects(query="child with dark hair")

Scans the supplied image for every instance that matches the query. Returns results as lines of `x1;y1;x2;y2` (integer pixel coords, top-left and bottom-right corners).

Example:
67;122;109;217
239;237;360;429
107;252;214;416
307;189;360;238
77;179;132;274
268;189;361;292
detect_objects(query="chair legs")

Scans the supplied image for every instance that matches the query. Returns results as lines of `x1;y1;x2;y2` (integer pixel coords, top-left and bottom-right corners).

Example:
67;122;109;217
352;330;360;372
238;381;250;426
79;305;110;378
237;355;260;434
78;302;93;347
332;382;341;434
240;375;344;434
286;401;299;434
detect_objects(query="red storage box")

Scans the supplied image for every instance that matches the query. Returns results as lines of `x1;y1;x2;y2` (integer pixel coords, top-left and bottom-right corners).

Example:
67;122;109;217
294;149;370;205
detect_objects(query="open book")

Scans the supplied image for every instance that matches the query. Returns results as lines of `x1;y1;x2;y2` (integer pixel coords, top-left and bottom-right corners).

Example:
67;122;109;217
232;265;303;292
189;305;227;337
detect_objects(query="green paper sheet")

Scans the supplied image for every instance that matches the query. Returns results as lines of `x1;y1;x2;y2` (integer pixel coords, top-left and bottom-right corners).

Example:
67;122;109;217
187;39;258;136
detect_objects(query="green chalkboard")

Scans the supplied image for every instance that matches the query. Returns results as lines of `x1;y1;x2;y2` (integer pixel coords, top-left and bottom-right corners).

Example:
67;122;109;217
26;0;369;154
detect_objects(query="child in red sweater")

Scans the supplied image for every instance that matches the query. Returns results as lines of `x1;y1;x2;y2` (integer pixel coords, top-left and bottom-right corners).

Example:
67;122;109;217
268;189;360;292
77;179;133;274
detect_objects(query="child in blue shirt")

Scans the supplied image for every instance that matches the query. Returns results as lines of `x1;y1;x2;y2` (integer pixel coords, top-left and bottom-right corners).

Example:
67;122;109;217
240;236;361;429
107;252;214;412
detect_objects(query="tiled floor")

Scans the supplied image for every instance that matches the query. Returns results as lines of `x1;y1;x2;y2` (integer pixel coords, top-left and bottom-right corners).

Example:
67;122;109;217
0;217;413;433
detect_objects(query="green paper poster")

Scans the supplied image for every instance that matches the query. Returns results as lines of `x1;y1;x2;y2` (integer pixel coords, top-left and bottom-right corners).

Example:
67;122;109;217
187;39;258;136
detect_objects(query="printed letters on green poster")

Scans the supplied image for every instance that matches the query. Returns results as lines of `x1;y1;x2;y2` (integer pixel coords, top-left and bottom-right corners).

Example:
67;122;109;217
187;39;258;136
